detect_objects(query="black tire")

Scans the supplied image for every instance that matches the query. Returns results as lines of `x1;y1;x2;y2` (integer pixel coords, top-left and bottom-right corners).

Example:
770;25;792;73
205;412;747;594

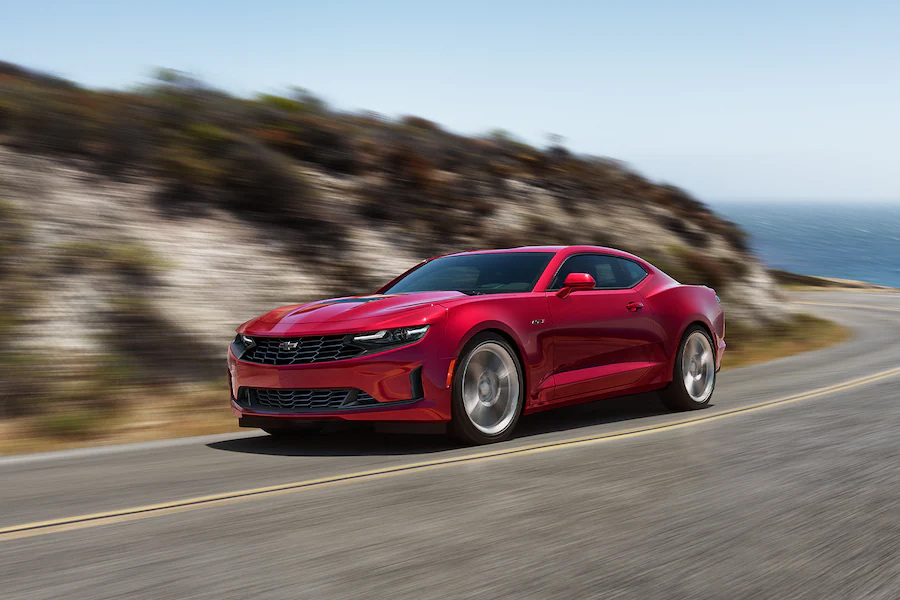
659;324;717;411
450;332;525;445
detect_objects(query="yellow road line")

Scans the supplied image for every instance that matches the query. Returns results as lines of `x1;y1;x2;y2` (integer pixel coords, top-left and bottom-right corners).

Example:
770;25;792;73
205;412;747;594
3;363;900;542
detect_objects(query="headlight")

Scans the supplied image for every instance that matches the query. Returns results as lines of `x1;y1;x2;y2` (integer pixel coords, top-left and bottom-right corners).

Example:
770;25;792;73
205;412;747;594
231;334;256;359
350;325;430;350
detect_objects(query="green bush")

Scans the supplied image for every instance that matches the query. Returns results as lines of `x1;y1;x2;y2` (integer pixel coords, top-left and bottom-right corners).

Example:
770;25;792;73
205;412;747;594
186;122;233;148
33;410;101;439
256;93;306;114
661;245;732;292
51;240;166;280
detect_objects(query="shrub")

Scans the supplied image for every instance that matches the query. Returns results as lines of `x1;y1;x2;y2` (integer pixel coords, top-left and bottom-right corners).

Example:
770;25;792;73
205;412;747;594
401;115;441;132
717;220;751;252
256;93;307;114
51;240;166;281
668;245;731;292
661;214;710;248
0;200;40;418
186;122;233;148
102;296;222;384
33;410;102;439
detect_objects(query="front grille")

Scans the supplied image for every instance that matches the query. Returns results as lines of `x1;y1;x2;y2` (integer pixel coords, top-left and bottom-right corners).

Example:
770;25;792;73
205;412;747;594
243;388;379;412
241;335;364;365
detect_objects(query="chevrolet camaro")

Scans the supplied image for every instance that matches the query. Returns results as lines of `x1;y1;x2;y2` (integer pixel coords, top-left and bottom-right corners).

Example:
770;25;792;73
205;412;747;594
228;246;726;444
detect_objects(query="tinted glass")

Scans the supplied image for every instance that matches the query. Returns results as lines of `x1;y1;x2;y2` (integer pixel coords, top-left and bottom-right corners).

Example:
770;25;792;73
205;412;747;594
384;252;555;295
621;259;648;286
549;254;647;290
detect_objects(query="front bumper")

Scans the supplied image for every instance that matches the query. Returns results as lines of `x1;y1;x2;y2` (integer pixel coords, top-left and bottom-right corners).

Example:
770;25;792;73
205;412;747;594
227;341;453;423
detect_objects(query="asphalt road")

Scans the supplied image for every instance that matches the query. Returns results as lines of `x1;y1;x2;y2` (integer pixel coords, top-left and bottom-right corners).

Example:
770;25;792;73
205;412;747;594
2;291;900;599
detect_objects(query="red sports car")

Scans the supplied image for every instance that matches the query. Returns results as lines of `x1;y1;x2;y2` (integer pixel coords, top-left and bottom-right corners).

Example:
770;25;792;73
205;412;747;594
228;246;725;444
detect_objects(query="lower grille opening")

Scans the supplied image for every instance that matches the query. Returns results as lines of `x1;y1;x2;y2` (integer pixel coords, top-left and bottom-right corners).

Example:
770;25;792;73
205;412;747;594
238;388;380;413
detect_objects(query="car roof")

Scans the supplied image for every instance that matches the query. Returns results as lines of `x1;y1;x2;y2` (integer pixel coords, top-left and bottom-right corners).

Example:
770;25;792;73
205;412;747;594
442;245;640;260
375;245;660;295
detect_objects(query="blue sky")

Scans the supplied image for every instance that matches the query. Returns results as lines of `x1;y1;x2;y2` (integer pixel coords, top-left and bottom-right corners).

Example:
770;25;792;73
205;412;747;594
2;0;898;200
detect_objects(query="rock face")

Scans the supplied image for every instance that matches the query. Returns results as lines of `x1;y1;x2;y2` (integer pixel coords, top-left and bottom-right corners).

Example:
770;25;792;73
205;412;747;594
0;144;788;378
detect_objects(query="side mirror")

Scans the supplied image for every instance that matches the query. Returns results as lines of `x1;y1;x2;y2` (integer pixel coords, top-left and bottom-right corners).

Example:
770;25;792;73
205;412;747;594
556;272;596;298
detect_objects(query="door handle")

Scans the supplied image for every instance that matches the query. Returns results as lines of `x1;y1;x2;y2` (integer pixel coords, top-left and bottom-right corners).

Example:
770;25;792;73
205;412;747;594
626;302;644;312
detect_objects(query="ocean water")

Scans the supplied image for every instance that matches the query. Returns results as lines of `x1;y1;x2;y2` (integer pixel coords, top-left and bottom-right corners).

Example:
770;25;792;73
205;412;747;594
709;201;900;288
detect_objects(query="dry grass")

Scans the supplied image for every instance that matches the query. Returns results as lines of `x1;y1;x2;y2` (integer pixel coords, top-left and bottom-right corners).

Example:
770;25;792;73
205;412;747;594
721;313;852;370
0;384;240;456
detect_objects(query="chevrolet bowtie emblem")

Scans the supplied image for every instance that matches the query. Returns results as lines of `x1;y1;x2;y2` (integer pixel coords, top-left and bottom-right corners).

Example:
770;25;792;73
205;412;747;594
279;341;300;351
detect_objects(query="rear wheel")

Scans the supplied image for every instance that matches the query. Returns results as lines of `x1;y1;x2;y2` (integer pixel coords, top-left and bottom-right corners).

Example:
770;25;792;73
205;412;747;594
659;325;716;411
450;333;524;445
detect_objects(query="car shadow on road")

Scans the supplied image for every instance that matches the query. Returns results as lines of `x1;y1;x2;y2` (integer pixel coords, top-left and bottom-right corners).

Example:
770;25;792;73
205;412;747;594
207;392;679;458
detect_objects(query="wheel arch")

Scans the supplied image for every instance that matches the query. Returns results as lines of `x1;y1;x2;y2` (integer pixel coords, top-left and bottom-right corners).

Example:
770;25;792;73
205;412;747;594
684;319;714;344
479;327;527;384
448;326;530;444
668;317;716;379
453;325;529;403
643;282;723;375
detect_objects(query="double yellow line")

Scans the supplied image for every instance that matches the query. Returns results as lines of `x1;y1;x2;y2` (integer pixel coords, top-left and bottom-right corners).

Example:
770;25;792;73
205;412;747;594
3;362;900;542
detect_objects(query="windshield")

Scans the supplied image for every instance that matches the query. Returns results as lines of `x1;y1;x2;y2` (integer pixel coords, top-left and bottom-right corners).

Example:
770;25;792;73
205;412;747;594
384;252;555;295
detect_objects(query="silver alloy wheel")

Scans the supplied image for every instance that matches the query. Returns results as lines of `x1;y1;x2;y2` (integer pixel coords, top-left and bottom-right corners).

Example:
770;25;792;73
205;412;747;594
461;341;520;435
682;331;715;403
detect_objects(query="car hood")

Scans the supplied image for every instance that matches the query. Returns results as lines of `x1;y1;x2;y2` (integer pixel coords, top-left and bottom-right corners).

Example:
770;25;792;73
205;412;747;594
240;291;466;335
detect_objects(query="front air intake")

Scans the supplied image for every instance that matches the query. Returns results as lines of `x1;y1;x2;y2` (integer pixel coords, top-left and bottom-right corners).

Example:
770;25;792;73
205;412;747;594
238;388;379;412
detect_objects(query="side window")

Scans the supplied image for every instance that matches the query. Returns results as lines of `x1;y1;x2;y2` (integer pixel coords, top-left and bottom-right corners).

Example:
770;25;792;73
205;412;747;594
549;254;648;290
620;258;648;287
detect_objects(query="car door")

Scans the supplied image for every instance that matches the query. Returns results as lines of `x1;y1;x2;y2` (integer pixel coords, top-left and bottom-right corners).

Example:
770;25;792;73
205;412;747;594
544;254;656;402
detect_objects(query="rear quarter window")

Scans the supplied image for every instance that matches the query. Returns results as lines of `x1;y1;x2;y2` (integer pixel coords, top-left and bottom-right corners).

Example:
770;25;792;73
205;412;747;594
620;259;648;287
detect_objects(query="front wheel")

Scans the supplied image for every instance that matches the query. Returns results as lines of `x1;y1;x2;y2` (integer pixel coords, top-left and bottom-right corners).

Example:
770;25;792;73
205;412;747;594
659;325;716;411
450;333;524;445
